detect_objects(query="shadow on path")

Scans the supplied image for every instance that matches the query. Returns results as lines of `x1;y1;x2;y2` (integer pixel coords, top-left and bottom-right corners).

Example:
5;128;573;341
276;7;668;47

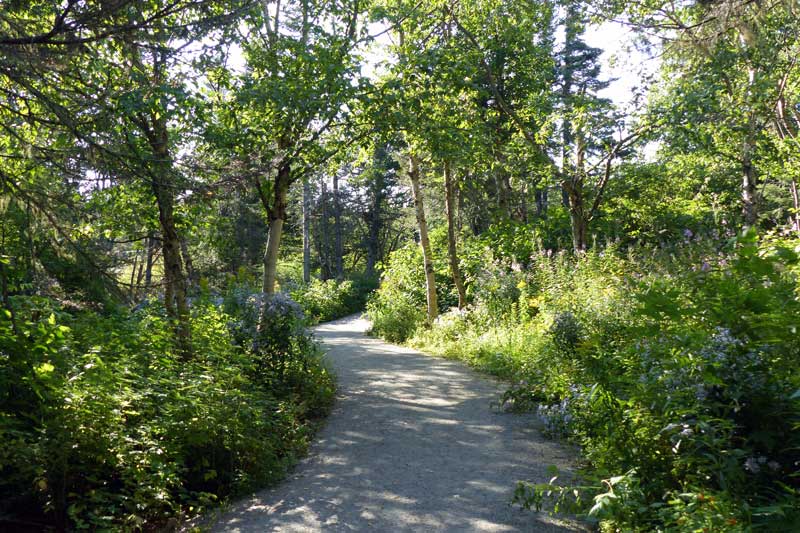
209;315;587;532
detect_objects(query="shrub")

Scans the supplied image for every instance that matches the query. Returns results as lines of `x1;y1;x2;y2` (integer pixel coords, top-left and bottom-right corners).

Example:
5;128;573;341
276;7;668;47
366;231;463;342
367;289;425;343
291;278;369;324
378;227;800;531
510;233;800;530
0;294;334;530
366;243;428;342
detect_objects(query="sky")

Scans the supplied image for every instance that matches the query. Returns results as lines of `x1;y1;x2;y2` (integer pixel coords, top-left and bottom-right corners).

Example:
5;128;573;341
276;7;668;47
224;14;659;113
358;17;660;111
584;20;661;111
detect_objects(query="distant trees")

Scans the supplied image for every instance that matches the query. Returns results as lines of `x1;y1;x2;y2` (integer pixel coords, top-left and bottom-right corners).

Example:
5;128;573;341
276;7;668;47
2;0;798;349
619;0;800;229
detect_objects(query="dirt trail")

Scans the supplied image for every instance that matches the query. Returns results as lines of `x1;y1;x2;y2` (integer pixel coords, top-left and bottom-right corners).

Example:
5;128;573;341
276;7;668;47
210;315;585;532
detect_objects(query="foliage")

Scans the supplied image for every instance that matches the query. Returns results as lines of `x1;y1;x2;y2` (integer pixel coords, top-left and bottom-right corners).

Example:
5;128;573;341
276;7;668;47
366;228;462;342
373;228;800;530
366;243;425;342
0;296;334;530
223;264;375;326
3;0;800;530
291;276;378;324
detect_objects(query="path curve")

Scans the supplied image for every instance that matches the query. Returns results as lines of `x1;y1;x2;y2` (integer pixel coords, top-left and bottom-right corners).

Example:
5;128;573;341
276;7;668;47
211;315;585;532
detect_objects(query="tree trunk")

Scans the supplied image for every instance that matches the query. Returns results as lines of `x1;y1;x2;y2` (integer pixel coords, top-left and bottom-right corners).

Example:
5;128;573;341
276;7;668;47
739;44;759;227
365;171;383;278
134;46;191;357
149;128;191;357
564;138;588;253
790;178;800;233
134;243;146;297
129;253;138;300
492;150;516;220
494;169;511;217
180;237;195;291
144;232;155;289
444;161;467;309
741;134;758;227
319;180;332;280
409;155;438;322
520;181;529;223
262;163;290;295
566;184;587;253
301;2;312;285
151;172;192;357
562;0;579;199
303;177;311;283
333;171;344;280
775;94;800;233
535;188;548;218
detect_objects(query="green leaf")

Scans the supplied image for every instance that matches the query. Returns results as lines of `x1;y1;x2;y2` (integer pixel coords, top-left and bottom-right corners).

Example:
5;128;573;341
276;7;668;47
35;362;55;376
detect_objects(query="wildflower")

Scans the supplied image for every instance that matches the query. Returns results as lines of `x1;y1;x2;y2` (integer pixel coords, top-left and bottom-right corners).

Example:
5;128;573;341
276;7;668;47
744;457;761;473
694;385;708;401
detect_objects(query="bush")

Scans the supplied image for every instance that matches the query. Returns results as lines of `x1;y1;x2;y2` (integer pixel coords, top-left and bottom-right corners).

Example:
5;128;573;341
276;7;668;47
375;227;800;531
366;231;463;342
366;243;428;342
526;235;800;529
0;294;334;530
291;277;376;324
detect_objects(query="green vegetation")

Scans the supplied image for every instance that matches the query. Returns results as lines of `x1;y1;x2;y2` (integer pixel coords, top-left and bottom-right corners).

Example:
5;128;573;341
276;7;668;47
292;276;379;324
0;294;333;529
2;0;800;530
368;229;800;530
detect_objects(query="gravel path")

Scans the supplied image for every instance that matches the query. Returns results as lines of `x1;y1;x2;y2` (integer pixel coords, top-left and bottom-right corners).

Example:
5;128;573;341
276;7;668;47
210;315;586;532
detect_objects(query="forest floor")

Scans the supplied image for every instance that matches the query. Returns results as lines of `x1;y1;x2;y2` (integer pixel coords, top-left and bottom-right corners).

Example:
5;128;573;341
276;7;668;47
204;315;587;532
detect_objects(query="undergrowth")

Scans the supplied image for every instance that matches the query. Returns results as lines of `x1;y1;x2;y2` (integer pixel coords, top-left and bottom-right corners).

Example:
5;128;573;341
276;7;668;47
0;286;335;530
367;228;800;531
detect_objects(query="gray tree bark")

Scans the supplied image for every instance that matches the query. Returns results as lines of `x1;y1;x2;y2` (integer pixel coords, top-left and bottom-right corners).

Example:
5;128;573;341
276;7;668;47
303;177;311;283
409;155;438;322
444;161;467;309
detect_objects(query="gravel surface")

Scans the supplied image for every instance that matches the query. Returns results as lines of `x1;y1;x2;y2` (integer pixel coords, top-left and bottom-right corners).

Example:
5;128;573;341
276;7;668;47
209;314;587;532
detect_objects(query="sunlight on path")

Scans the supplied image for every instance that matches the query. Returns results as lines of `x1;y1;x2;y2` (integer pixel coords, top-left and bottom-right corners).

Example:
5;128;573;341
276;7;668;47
209;315;586;532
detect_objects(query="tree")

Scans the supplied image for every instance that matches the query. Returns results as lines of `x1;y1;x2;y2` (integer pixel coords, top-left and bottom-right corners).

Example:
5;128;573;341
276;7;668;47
209;0;369;305
407;154;439;322
361;143;403;277
1;0;250;355
617;0;800;228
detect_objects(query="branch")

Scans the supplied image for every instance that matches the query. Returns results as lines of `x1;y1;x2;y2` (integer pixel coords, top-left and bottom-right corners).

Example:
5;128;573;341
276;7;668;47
448;10;543;154
0;172;129;302
587;125;649;222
